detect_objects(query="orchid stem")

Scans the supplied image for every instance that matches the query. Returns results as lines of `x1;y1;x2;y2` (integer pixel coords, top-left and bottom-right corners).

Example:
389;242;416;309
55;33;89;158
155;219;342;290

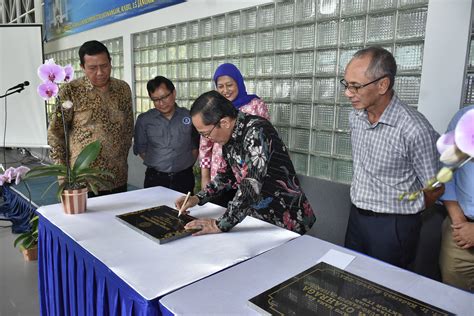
23;181;35;226
58;96;71;186
456;155;473;170
429;156;473;189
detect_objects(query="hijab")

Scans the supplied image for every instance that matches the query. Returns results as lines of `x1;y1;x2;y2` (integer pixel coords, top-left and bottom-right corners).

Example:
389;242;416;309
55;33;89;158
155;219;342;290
212;63;260;109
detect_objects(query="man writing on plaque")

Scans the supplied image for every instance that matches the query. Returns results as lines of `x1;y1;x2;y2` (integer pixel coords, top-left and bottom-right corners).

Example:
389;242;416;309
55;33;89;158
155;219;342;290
175;91;316;235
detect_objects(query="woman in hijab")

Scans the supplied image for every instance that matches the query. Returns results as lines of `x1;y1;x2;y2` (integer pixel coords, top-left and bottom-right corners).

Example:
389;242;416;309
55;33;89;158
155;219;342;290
199;63;269;207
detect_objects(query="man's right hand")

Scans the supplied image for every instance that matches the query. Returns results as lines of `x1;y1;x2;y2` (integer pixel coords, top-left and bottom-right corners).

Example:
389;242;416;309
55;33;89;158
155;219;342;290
175;195;199;214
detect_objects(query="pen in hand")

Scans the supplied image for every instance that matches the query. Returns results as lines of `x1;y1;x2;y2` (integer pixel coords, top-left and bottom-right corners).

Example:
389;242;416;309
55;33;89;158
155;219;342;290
178;192;191;217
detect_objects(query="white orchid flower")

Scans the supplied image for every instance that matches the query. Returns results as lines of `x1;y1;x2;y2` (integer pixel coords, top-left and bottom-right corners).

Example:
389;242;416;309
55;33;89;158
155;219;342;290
62;100;73;109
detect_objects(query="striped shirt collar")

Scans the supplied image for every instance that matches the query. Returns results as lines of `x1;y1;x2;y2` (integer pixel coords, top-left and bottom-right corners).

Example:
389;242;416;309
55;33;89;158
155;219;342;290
355;94;400;128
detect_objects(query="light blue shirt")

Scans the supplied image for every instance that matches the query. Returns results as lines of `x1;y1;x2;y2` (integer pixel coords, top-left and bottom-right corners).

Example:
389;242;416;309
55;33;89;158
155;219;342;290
441;105;474;219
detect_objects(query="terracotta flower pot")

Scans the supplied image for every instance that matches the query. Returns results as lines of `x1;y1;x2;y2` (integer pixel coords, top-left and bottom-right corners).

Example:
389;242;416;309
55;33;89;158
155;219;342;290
22;246;38;261
61;187;88;214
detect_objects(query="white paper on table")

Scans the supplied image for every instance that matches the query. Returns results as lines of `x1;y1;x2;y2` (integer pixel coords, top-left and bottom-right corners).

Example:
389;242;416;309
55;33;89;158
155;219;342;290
317;249;355;270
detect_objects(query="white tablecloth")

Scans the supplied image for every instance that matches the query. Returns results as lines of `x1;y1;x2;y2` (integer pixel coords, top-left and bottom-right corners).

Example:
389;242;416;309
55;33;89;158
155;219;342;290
159;235;473;315
36;186;299;300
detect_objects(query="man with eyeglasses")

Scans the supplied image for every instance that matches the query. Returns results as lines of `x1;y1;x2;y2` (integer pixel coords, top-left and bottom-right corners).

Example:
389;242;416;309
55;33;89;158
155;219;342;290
175;91;316;236
133;76;199;193
341;46;443;269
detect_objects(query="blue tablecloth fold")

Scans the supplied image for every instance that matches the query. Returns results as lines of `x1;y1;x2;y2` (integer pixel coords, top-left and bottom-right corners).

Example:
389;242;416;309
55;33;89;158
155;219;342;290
0;185;34;233
38;215;161;316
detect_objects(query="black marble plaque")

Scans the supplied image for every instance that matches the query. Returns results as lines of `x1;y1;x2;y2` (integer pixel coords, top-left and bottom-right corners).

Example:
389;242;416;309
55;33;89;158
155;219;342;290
116;205;199;244
248;262;453;316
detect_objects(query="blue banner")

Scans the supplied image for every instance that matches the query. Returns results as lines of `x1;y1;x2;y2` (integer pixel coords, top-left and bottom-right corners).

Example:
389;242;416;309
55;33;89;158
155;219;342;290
44;0;185;41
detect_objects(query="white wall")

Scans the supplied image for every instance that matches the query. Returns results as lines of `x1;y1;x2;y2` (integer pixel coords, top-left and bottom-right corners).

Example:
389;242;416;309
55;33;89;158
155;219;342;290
418;0;473;133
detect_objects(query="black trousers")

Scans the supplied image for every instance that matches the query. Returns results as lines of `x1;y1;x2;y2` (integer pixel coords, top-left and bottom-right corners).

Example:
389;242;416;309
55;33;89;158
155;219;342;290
344;204;422;269
88;183;127;198
144;166;194;194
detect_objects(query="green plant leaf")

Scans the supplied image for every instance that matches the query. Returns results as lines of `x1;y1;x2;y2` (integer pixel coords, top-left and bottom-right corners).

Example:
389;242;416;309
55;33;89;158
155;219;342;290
14;215;39;249
28;164;67;172
72;140;101;173
24;168;66;179
30;215;39;223
75;167;114;178
14;234;29;248
56;182;67;201
23;236;35;249
88;182;99;195
40;179;60;198
21;140;112;198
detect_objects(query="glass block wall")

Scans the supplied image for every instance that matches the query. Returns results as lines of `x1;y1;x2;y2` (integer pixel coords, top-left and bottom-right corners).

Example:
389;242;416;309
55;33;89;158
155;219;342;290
464;25;474;108
44;37;124;117
132;0;429;183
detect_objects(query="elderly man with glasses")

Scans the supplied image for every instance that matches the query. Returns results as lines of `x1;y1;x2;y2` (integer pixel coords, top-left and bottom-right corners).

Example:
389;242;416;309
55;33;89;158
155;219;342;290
341;46;443;269
133;76;199;193
175;91;316;236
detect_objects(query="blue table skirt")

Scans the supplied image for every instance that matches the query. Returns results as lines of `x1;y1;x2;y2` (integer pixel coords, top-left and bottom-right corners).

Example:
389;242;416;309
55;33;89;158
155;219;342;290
0;185;35;233
158;305;173;316
38;215;162;316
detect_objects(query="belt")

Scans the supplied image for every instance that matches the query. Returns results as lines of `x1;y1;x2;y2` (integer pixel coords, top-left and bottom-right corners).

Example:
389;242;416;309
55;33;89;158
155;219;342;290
355;206;421;217
147;166;192;178
356;207;390;217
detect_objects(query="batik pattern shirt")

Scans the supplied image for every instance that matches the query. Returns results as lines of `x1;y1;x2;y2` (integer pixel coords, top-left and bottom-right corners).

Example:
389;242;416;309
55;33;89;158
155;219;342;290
196;112;316;234
199;97;269;178
48;76;134;189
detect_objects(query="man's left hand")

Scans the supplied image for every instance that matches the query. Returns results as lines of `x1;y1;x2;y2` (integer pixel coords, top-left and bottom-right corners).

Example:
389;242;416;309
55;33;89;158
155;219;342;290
423;184;445;209
184;218;221;236
451;222;474;249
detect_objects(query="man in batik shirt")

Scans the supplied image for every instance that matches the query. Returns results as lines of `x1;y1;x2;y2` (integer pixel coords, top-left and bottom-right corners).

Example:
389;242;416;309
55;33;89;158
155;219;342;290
48;40;134;196
176;91;316;235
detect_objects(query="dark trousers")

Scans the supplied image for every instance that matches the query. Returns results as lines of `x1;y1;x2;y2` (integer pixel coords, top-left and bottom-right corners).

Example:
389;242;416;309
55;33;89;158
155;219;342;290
144;166;194;194
344;204;422;269
88;183;127;198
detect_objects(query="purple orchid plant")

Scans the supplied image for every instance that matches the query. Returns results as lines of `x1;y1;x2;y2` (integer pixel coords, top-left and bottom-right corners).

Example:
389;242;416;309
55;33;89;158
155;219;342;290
37;59;74;100
400;108;474;201
0;166;33;231
36;59;74;183
0;166;30;186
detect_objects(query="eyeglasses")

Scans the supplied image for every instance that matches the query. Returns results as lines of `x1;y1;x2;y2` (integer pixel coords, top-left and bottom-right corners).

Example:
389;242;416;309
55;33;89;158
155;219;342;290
151;91;173;103
199;123;218;139
339;75;387;94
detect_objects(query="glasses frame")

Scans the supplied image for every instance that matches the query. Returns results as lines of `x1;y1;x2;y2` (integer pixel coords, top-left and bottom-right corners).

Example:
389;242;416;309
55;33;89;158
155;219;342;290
339;75;387;94
200;122;218;139
151;90;173;103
